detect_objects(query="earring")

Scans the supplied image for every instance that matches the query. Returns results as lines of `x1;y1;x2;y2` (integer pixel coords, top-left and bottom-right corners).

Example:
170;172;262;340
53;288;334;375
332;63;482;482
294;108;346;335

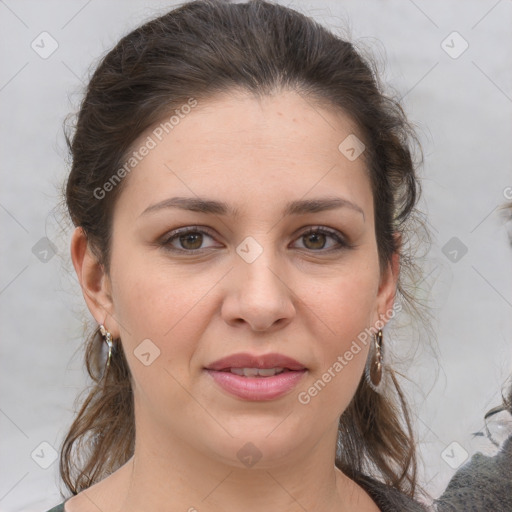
99;324;114;371
365;329;385;393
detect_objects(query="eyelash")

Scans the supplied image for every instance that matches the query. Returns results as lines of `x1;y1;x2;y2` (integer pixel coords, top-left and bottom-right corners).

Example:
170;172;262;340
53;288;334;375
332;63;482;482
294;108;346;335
160;225;351;254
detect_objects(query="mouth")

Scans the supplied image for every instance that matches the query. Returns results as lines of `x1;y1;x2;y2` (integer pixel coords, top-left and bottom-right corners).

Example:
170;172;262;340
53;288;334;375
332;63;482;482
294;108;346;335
204;352;307;401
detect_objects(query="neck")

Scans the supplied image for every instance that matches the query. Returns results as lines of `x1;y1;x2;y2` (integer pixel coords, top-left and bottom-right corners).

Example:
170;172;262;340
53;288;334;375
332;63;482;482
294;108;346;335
113;422;366;512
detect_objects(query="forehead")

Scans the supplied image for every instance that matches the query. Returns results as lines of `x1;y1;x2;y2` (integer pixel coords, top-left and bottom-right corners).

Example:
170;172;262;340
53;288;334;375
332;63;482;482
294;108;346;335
114;90;372;219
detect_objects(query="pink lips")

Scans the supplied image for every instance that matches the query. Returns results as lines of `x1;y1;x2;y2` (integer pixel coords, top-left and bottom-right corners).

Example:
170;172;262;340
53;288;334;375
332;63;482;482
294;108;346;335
204;352;307;401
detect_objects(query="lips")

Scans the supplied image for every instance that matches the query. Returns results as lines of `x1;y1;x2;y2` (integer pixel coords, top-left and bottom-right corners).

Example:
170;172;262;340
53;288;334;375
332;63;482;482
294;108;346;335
204;352;307;401
205;352;307;372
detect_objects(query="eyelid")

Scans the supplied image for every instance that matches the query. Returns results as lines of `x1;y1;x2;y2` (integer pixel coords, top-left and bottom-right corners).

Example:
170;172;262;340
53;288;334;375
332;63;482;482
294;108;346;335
160;225;219;247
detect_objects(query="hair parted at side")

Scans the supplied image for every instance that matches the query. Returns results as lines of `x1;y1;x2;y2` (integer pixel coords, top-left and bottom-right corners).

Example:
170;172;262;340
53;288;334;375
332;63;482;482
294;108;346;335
60;0;427;499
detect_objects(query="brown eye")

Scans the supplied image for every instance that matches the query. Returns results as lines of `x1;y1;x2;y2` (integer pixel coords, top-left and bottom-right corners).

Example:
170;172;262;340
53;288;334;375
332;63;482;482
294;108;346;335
177;232;204;250
293;227;348;252
162;227;219;252
302;231;327;250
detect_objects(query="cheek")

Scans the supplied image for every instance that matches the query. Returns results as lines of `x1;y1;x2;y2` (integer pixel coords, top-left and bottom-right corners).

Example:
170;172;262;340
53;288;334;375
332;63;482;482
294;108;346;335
109;258;210;416
315;263;379;342
110;252;221;373
301;262;379;401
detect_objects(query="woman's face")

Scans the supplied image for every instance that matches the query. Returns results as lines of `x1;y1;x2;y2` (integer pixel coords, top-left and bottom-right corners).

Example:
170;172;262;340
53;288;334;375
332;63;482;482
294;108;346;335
78;90;398;468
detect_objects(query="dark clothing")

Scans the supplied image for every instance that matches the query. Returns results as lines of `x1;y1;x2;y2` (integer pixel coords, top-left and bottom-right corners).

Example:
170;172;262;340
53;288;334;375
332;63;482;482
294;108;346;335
352;472;428;511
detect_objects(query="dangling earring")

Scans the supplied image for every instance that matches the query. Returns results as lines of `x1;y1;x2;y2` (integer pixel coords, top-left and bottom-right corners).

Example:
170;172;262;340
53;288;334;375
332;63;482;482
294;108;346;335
365;329;385;393
99;324;114;373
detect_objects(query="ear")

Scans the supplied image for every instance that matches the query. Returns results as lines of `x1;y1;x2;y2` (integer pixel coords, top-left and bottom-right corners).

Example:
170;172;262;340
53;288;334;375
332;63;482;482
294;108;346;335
70;227;120;338
375;236;400;324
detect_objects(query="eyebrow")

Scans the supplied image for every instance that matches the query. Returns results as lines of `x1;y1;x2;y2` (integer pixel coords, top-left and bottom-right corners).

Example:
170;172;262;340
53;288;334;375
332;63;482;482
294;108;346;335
139;196;365;220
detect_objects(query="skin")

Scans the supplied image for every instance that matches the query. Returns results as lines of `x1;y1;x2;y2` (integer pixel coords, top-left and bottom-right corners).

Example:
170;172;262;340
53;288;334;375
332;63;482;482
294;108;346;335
68;89;399;512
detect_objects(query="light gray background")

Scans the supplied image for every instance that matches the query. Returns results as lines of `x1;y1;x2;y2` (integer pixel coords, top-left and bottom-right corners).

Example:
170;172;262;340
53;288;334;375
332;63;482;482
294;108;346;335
1;0;511;510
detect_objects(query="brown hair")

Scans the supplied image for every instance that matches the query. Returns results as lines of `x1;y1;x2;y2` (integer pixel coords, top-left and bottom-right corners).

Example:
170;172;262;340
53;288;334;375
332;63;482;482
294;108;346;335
60;0;427;499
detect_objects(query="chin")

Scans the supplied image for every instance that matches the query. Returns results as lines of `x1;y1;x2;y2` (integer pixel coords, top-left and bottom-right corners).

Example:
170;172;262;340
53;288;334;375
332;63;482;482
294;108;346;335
200;419;312;470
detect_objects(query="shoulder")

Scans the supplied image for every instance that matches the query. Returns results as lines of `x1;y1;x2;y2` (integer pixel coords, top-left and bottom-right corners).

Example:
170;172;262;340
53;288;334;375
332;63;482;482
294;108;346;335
352;472;428;512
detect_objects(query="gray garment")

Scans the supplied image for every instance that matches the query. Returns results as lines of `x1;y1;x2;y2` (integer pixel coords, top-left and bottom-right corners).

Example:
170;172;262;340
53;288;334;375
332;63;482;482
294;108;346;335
44;504;65;512
435;435;512;512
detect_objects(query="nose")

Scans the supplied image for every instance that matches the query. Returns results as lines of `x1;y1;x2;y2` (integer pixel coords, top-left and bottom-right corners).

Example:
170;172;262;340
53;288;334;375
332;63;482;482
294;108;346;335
221;245;296;332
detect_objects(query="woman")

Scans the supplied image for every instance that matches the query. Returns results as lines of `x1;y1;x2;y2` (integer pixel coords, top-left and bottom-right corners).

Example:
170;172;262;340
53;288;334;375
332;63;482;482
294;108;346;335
46;0;430;510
